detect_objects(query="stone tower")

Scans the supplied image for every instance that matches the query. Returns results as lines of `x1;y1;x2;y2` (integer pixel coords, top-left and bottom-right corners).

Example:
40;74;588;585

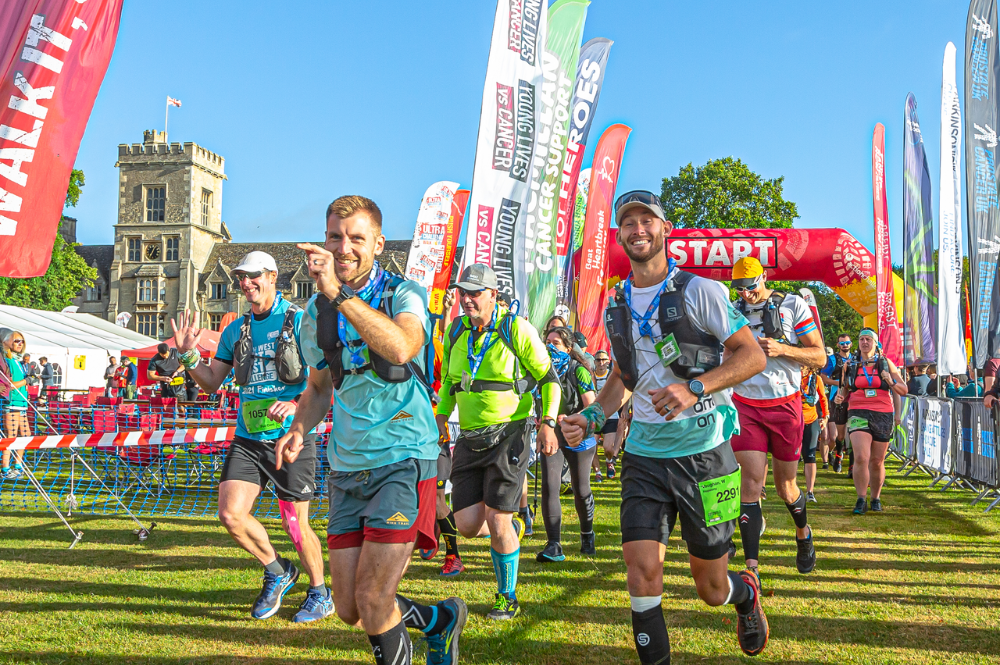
106;130;230;338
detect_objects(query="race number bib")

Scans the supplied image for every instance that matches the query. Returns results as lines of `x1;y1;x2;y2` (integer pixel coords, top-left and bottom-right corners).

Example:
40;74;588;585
864;389;877;398
655;333;682;368
242;398;283;434
848;416;869;431
698;467;741;526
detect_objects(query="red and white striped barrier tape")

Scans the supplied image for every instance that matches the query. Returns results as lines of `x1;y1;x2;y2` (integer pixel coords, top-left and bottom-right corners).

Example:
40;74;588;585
0;422;332;452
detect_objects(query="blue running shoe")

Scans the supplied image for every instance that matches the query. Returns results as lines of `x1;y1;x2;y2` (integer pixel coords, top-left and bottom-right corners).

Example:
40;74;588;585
424;597;467;665
293;586;334;623
251;562;299;620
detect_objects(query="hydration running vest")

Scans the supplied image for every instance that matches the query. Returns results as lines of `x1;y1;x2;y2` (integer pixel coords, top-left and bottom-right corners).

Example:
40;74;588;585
736;290;789;342
842;352;892;393
802;372;819;406
314;274;433;395
233;302;306;386
605;270;724;391
446;310;551;397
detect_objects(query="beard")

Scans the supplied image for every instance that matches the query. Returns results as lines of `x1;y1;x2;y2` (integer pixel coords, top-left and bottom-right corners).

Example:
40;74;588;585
622;229;666;264
335;255;374;287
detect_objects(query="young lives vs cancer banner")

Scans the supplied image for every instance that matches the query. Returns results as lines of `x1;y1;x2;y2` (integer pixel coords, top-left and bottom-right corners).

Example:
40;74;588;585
0;0;124;277
463;0;548;303
872;123;903;366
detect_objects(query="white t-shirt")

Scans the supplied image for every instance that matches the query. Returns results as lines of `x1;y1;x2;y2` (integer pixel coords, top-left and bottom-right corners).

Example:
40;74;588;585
733;292;817;403
608;267;749;458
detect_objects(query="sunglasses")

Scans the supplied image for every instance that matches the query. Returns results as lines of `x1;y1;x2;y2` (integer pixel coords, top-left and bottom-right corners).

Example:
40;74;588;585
231;271;264;286
458;287;485;298
839;341;852;346
614;190;662;213
11;339;24;344
595;357;610;362
734;276;763;294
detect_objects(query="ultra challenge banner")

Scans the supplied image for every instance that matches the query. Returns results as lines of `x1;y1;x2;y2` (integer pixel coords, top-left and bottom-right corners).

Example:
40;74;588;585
0;0;124;277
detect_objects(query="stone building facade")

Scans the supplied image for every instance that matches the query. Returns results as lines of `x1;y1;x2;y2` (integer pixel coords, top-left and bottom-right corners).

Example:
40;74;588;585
74;130;409;339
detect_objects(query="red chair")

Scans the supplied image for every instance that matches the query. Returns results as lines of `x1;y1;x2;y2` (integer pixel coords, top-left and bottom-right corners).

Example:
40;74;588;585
87;386;104;404
97;396;123;406
93;411;118;434
140;413;161;431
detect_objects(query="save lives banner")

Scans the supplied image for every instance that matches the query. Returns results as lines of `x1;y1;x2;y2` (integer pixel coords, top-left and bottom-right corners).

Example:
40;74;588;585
555;37;612;316
872;123;903;366
939;42;967;376
0;0;124;277
577;123;630;352
964;0;1000;367
518;0;588;329
463;0;547;302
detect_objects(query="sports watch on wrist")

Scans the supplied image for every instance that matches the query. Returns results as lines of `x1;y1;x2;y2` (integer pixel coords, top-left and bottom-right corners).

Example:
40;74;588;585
332;284;356;307
541;417;557;429
688;379;706;397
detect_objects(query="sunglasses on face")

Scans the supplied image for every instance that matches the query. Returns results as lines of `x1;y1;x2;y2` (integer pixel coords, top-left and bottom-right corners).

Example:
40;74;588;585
595;357;610;363
734;277;763;294
231;271;263;286
458;288;485;298
839;341;851;346
614;190;661;213
11;339;24;345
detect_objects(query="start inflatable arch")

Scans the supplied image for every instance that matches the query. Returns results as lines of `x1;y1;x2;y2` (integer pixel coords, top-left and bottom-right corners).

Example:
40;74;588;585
606;227;903;324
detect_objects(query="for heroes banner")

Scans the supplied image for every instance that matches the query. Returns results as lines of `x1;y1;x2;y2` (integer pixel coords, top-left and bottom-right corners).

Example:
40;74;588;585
554;37;612;317
0;0;124;277
463;0;548;302
902;93;937;366
872;123;903;366
964;0;1000;367
517;0;588;329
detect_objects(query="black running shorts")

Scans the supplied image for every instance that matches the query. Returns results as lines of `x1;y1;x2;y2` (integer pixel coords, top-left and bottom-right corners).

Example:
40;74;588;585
451;419;530;513
600;417;619;435
220;434;317;502
620;442;739;560
831;400;849;426
846;409;894;444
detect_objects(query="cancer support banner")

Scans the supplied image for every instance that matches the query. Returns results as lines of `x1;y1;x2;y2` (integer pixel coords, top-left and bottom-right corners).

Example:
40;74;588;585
518;0;588;329
0;0;124;277
939;43;967;376
463;0;547;302
965;0;1000;367
577;123;630;352
902;93;938;366
555;38;612;315
872;123;903;366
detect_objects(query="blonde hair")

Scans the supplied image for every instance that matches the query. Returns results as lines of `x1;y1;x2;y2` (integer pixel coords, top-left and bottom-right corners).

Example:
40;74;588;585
326;195;382;234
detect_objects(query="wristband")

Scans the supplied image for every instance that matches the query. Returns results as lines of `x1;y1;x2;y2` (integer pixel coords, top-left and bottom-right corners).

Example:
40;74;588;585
179;349;201;370
580;403;607;438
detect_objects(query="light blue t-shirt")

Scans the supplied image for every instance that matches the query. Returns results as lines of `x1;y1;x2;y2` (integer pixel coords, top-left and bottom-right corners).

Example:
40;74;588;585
216;294;308;441
300;278;438;473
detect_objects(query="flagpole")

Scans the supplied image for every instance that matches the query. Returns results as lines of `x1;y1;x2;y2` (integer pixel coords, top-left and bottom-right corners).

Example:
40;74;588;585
164;96;169;141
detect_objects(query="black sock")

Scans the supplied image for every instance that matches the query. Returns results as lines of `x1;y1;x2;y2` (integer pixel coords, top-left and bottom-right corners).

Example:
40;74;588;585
848;449;855;468
738;502;762;561
368;620;411;665
438;512;459;557
728;572;756;614
631;606;670;664
396;595;437;634
785;490;809;530
835;439;845;455
264;556;287;575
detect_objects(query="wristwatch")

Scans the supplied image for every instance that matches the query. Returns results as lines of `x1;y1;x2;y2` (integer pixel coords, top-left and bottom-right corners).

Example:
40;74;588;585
541;417;557;429
332;284;356;307
688;379;706;397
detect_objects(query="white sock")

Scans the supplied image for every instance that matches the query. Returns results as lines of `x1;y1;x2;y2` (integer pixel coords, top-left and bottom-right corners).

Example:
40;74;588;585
629;595;662;613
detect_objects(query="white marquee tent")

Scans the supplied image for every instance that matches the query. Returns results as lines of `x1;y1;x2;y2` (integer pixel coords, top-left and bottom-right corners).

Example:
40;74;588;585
0;306;158;390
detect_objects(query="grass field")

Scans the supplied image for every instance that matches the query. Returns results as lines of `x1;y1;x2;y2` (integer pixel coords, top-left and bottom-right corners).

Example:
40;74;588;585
1;461;999;665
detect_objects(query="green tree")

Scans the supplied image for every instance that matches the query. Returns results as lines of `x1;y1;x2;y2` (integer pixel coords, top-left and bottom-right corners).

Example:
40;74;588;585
660;157;799;229
0;169;96;311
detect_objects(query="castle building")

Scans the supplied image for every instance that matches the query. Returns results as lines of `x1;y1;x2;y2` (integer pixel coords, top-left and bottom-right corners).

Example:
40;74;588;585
74;131;409;339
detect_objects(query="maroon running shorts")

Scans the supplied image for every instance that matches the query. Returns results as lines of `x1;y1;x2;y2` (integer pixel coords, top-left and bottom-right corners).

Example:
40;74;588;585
731;394;804;462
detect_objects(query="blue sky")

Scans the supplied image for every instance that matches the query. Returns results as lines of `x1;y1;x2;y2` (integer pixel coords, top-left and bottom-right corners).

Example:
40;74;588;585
70;1;970;260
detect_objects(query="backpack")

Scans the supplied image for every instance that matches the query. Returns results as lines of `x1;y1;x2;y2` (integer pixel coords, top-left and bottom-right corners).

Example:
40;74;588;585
233;300;305;386
736;290;790;343
445;308;537;397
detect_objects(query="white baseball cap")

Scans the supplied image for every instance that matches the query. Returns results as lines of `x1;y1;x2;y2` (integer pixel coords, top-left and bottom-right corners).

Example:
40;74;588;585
232;251;278;274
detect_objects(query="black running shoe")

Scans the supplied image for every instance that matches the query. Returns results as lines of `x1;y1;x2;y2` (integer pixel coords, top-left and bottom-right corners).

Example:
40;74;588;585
736;569;769;656
795;527;816;574
870;498;883;512
847;465;854;479
486;593;520;620
853;497;868;515
827;451;835;467
832;456;843;473
580;531;596;556
536;541;565;563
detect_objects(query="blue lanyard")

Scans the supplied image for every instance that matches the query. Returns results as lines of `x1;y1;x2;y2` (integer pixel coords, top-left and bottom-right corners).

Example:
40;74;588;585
623;259;676;339
467;304;500;380
338;264;386;367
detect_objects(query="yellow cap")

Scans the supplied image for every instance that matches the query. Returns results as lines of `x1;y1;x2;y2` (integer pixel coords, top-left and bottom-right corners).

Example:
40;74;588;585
732;256;764;281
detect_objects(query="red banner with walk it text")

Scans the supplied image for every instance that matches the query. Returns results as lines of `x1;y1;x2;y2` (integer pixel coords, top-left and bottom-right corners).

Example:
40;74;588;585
0;0;123;277
576;123;631;352
872;123;903;365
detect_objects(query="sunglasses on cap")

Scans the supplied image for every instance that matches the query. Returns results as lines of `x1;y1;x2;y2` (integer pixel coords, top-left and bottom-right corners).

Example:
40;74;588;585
734;275;764;294
458;287;485;298
231;270;264;286
614;190;662;213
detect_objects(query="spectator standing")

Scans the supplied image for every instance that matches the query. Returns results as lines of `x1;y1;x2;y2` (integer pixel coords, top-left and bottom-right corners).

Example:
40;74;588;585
119;356;138;399
147;343;183;399
21;354;39;388
104;356;119;397
906;365;931;397
1;329;31;479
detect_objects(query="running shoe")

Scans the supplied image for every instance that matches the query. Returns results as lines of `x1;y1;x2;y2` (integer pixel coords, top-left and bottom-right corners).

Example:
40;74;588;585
595;471;603;483
832;455;843;473
420;521;441;560
606;461;616;479
4;466;22;480
580;531;596;556
486;593;520;620
251;562;300;620
795;527;816;574
748;564;761;590
806;491;817;503
870;498;883;512
759;487;767;501
536;540;566;563
822;462;828;470
292;586;334;623
424;597;467;665
560;482;573;495
440;554;465;577
512;514;525;543
853;498;868;515
736;569;769;656
522;507;534;537
847;465;853;479
827;451;835;467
